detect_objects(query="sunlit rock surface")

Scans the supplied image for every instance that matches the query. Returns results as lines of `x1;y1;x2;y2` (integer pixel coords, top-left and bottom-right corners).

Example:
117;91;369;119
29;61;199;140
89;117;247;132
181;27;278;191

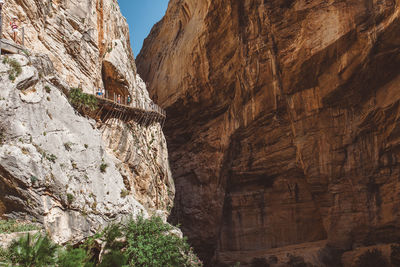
0;0;173;244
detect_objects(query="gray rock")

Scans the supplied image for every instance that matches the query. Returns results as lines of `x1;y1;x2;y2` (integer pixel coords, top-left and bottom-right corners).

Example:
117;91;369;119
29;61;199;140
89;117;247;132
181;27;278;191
0;55;150;244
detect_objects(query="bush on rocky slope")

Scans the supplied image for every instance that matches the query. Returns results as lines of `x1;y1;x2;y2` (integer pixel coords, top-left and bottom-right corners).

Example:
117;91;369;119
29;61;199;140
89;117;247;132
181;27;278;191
0;216;202;267
68;87;98;111
0;220;41;234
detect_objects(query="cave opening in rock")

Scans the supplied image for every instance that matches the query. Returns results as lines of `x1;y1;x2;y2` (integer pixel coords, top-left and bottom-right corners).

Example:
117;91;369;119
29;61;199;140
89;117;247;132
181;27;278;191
101;60;131;105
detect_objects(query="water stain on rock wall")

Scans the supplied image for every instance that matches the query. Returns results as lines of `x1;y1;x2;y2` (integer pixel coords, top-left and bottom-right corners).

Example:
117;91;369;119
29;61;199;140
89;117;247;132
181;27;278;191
137;0;400;265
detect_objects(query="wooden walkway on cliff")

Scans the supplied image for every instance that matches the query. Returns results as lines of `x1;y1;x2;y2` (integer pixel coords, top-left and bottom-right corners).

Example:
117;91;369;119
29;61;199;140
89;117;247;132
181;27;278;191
93;95;166;127
1;38;166;127
0;38;28;55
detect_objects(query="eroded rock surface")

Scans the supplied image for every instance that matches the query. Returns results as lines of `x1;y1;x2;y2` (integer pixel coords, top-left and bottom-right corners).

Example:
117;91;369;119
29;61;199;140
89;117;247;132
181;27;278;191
137;0;400;266
0;0;173;244
2;0;136;96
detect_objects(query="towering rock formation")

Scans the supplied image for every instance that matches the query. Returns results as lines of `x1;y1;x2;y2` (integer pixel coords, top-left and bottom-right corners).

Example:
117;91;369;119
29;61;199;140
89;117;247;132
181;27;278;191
137;0;400;265
0;0;174;243
2;0;146;101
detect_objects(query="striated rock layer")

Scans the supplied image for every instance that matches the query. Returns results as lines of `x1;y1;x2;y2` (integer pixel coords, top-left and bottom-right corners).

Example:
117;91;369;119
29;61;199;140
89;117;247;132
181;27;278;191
0;0;174;244
2;0;145;100
0;53;173;244
137;0;400;266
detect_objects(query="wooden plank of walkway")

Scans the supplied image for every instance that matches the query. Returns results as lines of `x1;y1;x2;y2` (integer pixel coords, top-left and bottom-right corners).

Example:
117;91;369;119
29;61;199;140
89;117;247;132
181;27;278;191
94;96;166;125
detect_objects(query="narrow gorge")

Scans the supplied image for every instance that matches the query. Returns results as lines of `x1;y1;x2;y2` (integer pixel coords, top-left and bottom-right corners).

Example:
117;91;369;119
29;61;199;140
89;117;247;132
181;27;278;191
1;0;400;266
137;0;400;266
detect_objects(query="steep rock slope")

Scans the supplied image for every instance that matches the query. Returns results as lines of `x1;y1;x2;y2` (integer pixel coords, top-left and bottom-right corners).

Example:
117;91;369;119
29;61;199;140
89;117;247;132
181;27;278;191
2;0;144;100
137;0;400;265
0;54;145;243
0;0;174;244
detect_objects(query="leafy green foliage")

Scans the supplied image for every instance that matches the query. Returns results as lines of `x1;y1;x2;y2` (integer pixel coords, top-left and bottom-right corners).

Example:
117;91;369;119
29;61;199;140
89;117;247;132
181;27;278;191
120;189;129;198
0;220;40;234
123;216;201;267
57;246;93;267
69;88;98;111
0;217;202;267
64;142;73;151
8;233;58;266
0;246;11;263
45;85;51;93
98;250;127;267
46;153;57;163
67;193;74;205
30;175;38;184
2;56;22;82
100;163;108;173
84;216;202;267
0;131;4;146
355;249;389;267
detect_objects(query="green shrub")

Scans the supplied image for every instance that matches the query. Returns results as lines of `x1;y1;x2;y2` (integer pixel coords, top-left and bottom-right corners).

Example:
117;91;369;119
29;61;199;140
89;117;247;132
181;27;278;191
100;163;108;173
124;216;200;266
120;189;129;198
356;249;389;267
0;217;202;267
98;250;127;267
8;233;58;266
82;216;202;267
67;193;74;205
30;175;38;184
57;246;92;267
46;153;57;163
0;220;40;234
2;57;22;82
45;85;51;93
0;246;11;264
64;142;73;151
0;131;4;145
69;88;98;111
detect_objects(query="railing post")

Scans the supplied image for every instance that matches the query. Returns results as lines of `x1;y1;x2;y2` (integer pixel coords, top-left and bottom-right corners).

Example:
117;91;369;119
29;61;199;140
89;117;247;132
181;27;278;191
22;26;24;47
0;1;3;56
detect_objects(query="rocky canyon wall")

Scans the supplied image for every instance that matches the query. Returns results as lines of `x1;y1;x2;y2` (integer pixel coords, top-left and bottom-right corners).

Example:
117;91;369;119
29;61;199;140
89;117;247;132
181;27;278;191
2;0;148;101
0;0;173;244
137;0;400;266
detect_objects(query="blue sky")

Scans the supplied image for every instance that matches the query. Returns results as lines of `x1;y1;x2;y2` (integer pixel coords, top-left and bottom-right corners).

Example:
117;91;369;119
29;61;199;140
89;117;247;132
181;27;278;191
118;0;169;57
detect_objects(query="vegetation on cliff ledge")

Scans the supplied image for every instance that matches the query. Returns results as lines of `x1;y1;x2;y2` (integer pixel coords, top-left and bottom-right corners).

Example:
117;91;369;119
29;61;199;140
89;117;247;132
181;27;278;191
68;88;98;111
2;56;22;82
0;220;41;234
0;216;202;267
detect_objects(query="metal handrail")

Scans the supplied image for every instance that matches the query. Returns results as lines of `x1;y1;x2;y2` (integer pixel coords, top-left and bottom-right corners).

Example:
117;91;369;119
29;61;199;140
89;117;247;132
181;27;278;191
96;90;166;118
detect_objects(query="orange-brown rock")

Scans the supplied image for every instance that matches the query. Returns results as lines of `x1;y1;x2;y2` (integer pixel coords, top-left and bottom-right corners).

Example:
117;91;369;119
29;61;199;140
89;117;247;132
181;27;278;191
137;0;400;266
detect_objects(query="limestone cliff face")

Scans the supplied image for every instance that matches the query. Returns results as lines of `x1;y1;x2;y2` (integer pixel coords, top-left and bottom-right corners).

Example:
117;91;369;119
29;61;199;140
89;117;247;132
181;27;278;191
2;0;140;98
0;0;173;244
137;0;400;266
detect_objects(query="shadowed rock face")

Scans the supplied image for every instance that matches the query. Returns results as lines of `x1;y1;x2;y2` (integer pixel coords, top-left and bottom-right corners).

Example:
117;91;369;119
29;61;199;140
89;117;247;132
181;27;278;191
137;0;400;265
